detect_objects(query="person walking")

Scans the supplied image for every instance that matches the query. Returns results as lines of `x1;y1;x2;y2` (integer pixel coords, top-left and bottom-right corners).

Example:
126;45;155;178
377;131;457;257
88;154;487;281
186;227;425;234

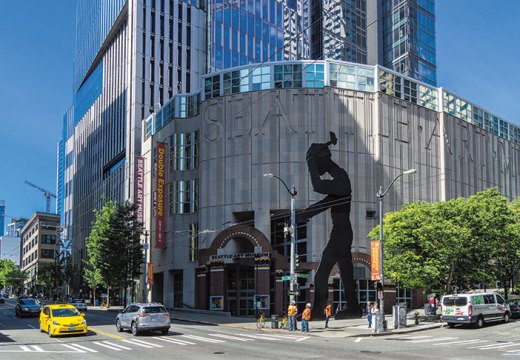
302;303;312;332
428;296;436;315
325;303;332;329
288;300;298;331
371;302;380;332
367;301;374;328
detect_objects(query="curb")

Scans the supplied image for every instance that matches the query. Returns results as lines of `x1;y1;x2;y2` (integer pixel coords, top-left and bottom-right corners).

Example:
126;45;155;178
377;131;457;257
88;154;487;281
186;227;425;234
349;323;446;337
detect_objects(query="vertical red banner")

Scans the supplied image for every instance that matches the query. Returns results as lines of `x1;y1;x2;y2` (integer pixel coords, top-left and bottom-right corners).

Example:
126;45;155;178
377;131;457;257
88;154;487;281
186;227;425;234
155;142;166;249
371;241;381;281
134;156;145;224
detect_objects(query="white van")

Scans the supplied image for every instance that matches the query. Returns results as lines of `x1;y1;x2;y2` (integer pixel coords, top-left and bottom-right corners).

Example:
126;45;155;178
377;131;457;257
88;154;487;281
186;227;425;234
441;292;510;328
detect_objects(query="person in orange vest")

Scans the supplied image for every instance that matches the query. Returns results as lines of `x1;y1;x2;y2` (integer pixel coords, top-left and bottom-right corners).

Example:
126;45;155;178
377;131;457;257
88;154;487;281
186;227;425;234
302;303;311;332
325;303;332;329
287;300;298;331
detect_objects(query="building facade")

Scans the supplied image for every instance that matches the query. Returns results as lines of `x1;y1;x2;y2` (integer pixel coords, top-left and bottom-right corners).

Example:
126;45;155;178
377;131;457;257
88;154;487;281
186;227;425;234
142;60;519;315
0;200;5;237
20;213;60;294
0;218;28;266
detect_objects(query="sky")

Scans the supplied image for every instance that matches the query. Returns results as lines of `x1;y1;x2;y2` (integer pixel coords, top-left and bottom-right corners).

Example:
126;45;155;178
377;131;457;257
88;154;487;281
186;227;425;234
0;0;519;230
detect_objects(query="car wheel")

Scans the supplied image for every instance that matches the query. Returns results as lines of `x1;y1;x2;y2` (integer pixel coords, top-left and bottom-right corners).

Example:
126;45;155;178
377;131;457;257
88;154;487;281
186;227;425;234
475;316;484;329
504;312;510;323
448;323;455;328
160;329;169;335
116;319;123;332
131;321;139;336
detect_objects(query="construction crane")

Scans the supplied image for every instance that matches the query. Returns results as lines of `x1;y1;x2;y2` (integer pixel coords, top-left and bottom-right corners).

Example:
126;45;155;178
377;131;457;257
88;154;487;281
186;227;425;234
25;180;57;213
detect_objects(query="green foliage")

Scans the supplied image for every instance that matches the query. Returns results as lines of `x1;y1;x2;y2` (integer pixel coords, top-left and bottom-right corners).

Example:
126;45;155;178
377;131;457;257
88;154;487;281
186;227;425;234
5;267;28;290
0;259;18;286
85;200;144;300
368;188;520;294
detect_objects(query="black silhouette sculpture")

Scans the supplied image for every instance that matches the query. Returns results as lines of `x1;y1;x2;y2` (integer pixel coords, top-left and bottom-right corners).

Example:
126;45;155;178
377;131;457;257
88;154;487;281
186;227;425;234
298;132;362;319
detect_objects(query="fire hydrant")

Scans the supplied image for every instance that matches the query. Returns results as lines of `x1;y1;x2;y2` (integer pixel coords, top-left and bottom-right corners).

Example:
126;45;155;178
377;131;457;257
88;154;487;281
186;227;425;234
414;311;420;325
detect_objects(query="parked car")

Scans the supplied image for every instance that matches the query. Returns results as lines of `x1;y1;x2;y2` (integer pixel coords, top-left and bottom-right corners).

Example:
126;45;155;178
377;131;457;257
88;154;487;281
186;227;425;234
40;304;87;337
15;298;41;317
507;299;520;318
70;299;87;312
441;292;510;328
0;295;5;304
115;303;170;336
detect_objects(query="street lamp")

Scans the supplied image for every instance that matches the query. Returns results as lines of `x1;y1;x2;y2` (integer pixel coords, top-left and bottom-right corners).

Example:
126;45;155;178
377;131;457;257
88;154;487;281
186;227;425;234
263;173;298;303
376;168;416;332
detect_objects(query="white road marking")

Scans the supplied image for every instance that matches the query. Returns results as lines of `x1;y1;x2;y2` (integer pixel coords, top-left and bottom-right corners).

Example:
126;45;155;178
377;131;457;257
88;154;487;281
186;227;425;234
355;338;363;343
27;324;36;329
182;334;225;343
101;341;133;350
66;343;98;353
31;345;44;352
20;346;31;352
209;333;254;341
238;333;282;341
469;342;520;350
410;336;457;344
61;344;86;353
437;339;488;346
92;341;122;351
153;336;194;345
295;337;311;342
123;339;163;348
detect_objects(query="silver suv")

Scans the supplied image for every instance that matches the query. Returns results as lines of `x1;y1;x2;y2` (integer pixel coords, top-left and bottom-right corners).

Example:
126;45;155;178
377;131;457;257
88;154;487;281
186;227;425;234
115;303;171;336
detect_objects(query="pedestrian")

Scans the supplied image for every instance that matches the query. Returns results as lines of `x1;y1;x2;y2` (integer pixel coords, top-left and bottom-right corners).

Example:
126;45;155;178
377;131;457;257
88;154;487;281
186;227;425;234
429;296;436;315
288;300;298;331
324;303;332;329
371;302;380;333
367;301;374;328
302;303;311;333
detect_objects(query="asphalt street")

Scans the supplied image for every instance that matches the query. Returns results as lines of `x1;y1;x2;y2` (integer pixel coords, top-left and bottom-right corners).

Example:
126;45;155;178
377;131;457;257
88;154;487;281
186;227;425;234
1;298;520;359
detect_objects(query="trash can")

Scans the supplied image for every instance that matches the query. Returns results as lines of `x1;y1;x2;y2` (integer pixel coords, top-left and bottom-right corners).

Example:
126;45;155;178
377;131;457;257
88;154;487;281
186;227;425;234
271;315;279;329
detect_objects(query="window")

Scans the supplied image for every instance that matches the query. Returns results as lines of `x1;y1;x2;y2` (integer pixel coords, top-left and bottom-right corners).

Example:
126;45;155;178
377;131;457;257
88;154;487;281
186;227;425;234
170;179;198;214
169;131;199;171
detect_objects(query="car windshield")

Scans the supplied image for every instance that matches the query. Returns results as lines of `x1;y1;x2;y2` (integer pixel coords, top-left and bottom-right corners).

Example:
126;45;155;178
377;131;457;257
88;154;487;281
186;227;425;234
143;306;167;314
21;299;37;305
443;297;468;306
52;308;80;317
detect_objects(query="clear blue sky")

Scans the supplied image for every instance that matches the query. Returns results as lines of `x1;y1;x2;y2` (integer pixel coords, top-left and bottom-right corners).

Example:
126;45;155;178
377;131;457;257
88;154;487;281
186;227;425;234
0;0;519;228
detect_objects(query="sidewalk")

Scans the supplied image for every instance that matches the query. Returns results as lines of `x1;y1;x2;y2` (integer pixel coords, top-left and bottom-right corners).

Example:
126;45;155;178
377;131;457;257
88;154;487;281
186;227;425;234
167;307;445;338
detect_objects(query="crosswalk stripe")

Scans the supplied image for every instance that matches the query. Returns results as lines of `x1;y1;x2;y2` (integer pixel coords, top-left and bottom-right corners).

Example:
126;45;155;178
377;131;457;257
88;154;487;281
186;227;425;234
61;344;86;353
20;346;31;352
296;337;311;342
122;340;154;348
31;346;44;352
437;339;488;346
123;339;163;348
67;343;98;353
238;333;282;341
469;342;519;350
153;337;195;345
392;335;430;340
410;337;457;344
182;335;225;343
103;341;132;350
209;333;254;342
92;341;123;351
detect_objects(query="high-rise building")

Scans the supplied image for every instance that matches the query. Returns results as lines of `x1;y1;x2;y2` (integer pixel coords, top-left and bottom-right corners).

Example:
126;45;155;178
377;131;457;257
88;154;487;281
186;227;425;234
367;0;436;85
0;217;28;266
0;200;5;236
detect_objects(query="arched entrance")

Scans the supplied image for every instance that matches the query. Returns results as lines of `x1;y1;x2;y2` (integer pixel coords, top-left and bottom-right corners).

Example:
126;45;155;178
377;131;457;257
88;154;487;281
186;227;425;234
197;225;288;317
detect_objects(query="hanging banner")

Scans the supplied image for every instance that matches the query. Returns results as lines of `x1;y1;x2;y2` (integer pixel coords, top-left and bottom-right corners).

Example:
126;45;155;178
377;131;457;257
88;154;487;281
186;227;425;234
155;142;166;249
134;156;145;223
147;263;154;285
371;240;381;281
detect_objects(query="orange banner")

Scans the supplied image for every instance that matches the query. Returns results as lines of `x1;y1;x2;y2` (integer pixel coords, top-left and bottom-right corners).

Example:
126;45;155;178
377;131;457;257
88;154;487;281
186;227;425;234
147;263;154;285
371;241;381;281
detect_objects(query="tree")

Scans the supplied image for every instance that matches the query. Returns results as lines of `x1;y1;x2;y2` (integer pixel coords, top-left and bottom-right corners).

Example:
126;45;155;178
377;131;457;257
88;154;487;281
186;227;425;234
85;200;144;307
5;268;28;293
83;262;104;305
0;259;18;287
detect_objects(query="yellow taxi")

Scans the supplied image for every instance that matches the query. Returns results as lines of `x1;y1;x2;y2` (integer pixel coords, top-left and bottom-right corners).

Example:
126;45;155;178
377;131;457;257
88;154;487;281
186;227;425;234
39;304;87;337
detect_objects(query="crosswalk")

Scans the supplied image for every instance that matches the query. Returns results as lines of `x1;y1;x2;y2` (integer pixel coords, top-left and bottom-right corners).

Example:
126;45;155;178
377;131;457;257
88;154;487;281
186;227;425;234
0;332;310;354
386;335;520;356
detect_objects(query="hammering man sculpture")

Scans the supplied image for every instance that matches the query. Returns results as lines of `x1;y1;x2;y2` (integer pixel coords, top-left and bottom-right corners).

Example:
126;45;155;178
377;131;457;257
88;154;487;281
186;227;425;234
298;132;362;319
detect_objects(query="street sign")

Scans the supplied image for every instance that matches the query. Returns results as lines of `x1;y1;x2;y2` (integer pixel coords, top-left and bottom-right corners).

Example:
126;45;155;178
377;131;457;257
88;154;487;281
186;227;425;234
288;290;300;296
296;273;309;279
281;276;291;281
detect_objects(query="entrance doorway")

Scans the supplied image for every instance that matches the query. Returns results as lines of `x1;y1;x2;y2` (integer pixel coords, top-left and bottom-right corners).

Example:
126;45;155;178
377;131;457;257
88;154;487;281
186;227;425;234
226;264;255;317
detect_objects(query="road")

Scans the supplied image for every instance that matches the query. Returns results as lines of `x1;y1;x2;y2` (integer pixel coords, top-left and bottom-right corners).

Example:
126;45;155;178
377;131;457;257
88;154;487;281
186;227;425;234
1;298;520;359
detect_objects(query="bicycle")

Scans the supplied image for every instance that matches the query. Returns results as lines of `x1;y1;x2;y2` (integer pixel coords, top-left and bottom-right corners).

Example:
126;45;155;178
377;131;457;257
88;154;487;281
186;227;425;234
256;312;266;329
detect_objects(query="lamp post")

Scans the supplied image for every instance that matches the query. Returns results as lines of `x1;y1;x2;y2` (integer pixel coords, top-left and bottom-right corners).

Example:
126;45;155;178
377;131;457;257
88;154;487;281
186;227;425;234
376;168;416;332
263;173;298;303
142;230;149;303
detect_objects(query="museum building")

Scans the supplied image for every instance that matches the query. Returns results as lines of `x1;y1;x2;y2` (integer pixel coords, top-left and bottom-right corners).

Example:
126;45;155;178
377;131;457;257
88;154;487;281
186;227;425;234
140;60;520;316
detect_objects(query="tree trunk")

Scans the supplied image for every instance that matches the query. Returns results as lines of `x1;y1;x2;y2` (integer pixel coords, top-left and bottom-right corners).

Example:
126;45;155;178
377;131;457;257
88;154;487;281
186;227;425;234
107;285;110;308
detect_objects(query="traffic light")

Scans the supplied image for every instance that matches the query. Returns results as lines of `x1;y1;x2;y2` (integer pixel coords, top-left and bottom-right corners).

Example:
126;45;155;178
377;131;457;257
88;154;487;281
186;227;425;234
295;254;300;268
